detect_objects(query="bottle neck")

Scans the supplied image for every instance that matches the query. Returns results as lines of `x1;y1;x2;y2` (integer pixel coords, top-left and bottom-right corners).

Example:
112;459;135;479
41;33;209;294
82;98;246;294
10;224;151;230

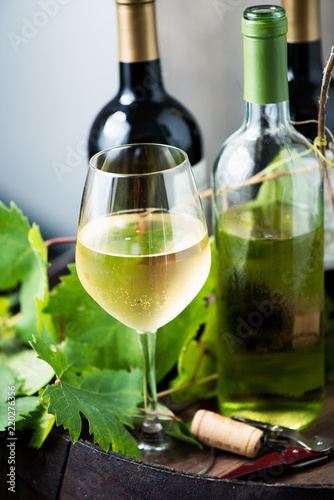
116;1;159;64
116;1;165;97
119;59;165;96
243;101;292;131
287;40;323;81
243;33;289;105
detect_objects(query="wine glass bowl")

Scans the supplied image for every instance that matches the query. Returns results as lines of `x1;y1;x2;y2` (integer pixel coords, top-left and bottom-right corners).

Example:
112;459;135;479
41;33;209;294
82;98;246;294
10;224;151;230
76;144;211;452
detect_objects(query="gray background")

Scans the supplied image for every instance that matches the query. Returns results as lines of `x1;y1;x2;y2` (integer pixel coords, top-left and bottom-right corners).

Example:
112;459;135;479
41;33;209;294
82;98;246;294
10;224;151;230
1;0;334;239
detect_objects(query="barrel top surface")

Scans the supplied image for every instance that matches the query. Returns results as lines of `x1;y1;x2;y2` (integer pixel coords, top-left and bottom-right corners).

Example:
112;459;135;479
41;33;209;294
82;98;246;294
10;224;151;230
1;384;333;499
133;383;334;487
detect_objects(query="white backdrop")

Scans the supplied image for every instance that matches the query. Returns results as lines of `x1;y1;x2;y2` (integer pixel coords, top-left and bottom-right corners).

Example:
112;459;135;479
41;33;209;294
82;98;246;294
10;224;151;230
1;0;333;239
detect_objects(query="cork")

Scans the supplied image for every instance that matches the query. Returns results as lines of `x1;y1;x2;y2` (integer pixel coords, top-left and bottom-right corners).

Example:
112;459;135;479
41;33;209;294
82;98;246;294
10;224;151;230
191;410;264;459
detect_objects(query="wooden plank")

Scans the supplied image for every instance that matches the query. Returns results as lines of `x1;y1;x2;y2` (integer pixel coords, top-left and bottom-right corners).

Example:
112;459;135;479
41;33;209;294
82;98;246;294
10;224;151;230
60;440;334;500
0;430;71;500
59;385;334;499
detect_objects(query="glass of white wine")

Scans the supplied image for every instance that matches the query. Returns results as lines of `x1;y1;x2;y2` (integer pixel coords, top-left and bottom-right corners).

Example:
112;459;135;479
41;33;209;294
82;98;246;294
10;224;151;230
76;143;211;452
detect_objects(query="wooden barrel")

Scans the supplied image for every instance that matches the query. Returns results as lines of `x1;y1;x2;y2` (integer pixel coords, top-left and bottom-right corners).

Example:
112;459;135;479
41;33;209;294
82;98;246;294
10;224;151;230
1;384;333;499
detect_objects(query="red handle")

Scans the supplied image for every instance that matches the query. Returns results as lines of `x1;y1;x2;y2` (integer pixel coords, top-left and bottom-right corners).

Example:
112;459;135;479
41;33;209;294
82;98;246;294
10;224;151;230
221;447;326;481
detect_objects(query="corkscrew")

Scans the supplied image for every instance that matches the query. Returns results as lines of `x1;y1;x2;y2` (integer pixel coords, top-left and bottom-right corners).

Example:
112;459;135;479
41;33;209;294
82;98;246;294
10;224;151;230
191;410;332;480
232;416;332;453
220;416;332;481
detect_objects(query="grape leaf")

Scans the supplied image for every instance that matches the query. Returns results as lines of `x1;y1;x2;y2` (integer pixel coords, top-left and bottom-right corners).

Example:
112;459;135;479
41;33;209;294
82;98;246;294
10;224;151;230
156;293;208;382
170;341;217;404
0;202;50;343
4;349;54;396
0;366;16;400
0;365;41;431
31;336;95;378
253;148;316;208
45;264;142;371
32;336;143;458
28;407;56;449
12;396;41;426
43;370;142;458
169;300;218;403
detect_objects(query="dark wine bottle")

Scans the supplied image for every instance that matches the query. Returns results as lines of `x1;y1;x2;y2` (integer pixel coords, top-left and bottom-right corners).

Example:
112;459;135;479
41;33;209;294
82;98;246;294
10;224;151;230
88;0;209;221
283;0;334;272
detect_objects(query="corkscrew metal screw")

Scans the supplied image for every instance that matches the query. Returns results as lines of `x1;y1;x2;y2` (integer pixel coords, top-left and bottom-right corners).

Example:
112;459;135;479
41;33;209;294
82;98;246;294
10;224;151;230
232;415;332;453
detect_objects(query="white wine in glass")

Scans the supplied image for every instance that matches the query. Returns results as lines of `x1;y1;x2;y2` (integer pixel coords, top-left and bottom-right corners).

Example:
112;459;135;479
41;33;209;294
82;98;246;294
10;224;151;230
76;144;211;452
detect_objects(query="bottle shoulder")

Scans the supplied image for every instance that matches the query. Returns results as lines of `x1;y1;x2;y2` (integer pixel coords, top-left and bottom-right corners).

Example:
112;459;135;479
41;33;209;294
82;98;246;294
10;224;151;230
91;90;199;124
88;92;203;164
213;122;317;181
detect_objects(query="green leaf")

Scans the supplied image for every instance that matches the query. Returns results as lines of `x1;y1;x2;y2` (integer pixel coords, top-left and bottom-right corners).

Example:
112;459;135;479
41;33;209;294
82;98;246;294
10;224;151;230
170;342;217;404
254;147;315;207
4;349;54;396
28;407;56;449
13;396;41;426
33;336;143;457
0;202;50;343
169;300;218;403
43;368;143;458
45;265;142;371
0;365;41;431
0;202;33;290
31;336;94;379
0;365;17;401
156;289;210;383
0;296;11;317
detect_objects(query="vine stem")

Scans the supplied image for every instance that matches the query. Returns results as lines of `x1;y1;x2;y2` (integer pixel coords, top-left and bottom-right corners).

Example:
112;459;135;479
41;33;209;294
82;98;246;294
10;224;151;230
156;373;218;399
44;236;77;248
318;45;334;213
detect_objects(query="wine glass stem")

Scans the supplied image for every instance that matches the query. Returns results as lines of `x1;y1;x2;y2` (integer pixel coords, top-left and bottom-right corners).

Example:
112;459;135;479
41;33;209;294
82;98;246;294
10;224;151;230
138;331;162;434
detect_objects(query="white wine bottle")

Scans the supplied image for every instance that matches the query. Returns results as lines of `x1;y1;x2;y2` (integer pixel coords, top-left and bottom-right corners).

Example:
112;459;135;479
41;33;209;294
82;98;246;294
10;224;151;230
213;5;324;431
88;0;209;221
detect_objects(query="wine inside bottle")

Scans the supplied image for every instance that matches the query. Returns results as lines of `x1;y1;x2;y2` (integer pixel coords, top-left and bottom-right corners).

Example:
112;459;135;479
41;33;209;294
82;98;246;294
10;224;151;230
88;0;208;222
283;0;334;272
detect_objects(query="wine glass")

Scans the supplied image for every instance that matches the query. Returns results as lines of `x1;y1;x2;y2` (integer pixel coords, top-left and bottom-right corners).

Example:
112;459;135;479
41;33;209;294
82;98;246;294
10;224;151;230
75;143;211;452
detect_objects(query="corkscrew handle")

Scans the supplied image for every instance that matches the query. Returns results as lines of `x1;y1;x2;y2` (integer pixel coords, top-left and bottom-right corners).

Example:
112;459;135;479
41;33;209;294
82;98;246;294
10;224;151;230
221;446;330;481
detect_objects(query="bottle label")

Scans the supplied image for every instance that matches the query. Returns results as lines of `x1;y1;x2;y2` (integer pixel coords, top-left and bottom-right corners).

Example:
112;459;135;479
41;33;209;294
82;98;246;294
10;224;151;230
324;155;334;270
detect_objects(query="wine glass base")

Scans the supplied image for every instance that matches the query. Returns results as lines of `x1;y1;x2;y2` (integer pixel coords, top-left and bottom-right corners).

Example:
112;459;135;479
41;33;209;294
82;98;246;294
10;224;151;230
136;429;170;452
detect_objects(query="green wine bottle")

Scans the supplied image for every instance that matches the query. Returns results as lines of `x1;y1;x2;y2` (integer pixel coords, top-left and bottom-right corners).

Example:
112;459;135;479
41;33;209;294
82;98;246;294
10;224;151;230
212;5;324;431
